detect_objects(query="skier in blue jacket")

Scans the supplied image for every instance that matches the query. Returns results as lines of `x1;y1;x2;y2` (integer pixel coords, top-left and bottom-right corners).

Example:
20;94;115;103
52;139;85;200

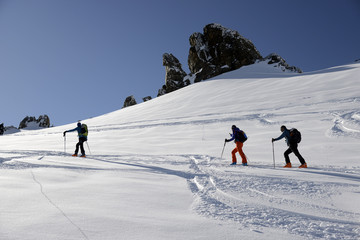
225;125;248;166
63;122;87;157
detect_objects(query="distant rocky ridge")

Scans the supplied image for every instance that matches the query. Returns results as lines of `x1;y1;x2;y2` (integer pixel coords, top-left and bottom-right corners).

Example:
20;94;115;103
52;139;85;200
19;115;50;129
0;115;51;135
261;53;302;73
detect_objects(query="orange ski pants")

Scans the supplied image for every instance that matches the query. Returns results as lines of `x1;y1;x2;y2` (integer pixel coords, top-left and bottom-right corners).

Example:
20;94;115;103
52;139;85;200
231;141;247;164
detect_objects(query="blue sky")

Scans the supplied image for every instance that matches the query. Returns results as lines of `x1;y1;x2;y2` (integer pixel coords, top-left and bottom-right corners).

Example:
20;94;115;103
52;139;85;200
0;0;359;127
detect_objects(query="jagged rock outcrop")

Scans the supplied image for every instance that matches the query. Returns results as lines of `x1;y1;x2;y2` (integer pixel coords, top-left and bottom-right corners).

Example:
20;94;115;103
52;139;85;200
261;53;302;73
156;23;302;97
0;123;4;135
188;23;262;82
37;115;51;128
123;95;137;108
142;96;152;102
157;24;264;96
18;115;50;129
157;53;189;96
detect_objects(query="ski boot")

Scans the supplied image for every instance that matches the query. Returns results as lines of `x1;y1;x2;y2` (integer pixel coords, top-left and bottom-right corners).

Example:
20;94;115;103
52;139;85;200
299;163;307;168
283;163;292;168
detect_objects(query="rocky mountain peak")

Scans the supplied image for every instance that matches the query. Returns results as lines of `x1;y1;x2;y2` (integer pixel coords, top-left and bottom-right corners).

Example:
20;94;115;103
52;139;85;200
188;23;263;82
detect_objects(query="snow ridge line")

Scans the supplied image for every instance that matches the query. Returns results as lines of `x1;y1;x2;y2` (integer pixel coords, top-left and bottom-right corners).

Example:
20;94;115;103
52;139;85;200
30;170;89;240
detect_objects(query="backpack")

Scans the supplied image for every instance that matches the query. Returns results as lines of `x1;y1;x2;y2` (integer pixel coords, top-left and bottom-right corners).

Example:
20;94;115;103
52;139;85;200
235;129;248;143
80;124;88;137
290;128;301;143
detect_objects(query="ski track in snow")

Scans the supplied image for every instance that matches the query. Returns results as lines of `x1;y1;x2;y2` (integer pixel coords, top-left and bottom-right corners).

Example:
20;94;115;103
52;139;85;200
30;170;89;240
1;150;359;239
328;111;360;139
187;155;360;240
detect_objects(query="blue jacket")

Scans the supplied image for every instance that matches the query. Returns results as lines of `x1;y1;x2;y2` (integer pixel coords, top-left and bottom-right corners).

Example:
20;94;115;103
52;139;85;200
273;128;290;145
67;123;87;140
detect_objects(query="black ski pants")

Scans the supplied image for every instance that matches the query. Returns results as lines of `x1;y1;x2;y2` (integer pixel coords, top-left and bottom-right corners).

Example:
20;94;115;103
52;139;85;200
284;143;305;165
75;137;86;155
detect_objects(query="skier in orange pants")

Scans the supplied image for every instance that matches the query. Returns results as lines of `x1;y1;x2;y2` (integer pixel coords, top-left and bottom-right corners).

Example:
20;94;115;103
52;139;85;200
231;141;247;165
225;125;248;166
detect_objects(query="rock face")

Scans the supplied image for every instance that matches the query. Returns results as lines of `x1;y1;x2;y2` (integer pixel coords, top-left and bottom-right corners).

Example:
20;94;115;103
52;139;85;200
18;115;50;129
158;53;189;96
157;23;264;96
0;123;4;135
123;95;137;108
188;23;262;82
156;23;302;97
261;53;302;73
142;96;152;102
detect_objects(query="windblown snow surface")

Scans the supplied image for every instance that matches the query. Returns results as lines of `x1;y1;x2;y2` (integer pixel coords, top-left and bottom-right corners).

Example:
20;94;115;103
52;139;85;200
1;62;360;240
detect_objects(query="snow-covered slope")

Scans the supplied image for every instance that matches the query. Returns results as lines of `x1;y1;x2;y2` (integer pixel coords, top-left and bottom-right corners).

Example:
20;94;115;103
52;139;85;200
1;62;359;239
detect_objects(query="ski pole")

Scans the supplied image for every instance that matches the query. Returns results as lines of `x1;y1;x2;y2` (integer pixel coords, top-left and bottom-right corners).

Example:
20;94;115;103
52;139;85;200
272;141;275;168
220;141;226;159
85;141;92;155
64;135;66;153
245;154;250;163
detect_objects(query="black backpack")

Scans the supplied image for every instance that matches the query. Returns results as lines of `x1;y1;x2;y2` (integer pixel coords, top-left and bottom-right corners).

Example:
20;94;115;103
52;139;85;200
235;129;248;143
290;128;301;143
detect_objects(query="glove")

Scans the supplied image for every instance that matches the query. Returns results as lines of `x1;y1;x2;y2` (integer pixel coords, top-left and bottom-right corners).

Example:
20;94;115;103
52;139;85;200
271;138;275;142
63;131;67;137
225;139;230;142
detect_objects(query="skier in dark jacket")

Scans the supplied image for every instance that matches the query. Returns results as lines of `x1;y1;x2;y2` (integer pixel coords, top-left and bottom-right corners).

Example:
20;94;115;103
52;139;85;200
225;125;248;166
63;122;88;157
272;125;307;168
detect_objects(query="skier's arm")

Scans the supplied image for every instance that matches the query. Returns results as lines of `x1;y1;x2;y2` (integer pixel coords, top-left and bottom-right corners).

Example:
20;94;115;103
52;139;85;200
273;131;285;142
225;132;235;142
64;127;78;135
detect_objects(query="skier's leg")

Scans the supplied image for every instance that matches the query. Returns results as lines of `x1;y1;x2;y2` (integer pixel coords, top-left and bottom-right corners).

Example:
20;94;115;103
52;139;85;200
291;144;305;165
236;142;247;164
79;138;85;156
231;147;238;164
75;141;80;155
284;147;292;164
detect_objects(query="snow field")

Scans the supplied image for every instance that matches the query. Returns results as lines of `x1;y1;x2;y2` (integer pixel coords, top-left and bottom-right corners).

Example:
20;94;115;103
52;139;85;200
1;62;360;239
